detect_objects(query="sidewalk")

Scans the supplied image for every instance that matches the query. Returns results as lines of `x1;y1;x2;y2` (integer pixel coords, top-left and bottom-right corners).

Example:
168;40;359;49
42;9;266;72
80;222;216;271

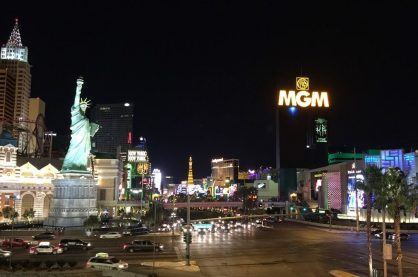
286;219;418;233
140;261;200;273
329;270;360;277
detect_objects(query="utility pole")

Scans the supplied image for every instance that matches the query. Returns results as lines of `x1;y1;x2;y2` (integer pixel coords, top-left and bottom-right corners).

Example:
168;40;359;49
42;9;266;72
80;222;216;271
186;185;191;266
140;171;144;220
152;181;157;275
354;147;359;233
9;194;17;270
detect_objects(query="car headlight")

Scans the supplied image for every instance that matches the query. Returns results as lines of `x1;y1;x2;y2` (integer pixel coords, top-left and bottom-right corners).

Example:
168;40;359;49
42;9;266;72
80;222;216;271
118;264;124;268
4;253;10;257
87;243;91;247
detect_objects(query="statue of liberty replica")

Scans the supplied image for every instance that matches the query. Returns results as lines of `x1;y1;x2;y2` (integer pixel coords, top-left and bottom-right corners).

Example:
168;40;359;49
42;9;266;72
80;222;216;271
46;77;100;228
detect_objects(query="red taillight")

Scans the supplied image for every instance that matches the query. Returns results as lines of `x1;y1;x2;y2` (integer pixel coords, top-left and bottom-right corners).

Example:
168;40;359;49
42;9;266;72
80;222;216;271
123;244;127;249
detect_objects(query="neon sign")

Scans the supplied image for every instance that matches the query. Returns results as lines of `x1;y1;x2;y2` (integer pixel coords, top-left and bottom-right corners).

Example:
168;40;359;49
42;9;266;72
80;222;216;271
278;77;329;108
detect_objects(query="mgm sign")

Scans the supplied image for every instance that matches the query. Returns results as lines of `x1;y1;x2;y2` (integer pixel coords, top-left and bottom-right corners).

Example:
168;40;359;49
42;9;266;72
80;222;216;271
278;77;330;108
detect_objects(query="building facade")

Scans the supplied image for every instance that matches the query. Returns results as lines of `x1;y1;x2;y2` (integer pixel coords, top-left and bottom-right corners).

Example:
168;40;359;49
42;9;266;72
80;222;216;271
0;68;15;126
0;131;56;221
211;158;239;186
0;19;32;152
91;154;124;217
91;103;134;158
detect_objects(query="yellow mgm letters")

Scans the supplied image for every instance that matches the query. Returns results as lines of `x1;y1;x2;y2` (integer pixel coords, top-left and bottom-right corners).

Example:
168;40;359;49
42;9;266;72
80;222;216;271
278;90;329;108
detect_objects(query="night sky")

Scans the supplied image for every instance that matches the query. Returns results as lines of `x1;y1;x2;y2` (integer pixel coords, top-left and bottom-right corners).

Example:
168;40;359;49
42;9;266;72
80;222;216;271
1;2;417;180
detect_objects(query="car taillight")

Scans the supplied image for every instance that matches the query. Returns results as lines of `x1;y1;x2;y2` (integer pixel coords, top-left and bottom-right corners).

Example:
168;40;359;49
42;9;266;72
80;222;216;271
123;244;127;249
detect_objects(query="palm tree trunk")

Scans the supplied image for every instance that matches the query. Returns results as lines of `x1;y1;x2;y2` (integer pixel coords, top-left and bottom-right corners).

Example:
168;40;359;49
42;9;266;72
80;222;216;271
382;208;387;277
394;208;403;277
367;193;373;277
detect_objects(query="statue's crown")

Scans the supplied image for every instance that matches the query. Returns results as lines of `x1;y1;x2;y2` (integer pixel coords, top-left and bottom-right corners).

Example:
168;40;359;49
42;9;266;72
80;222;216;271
80;98;91;108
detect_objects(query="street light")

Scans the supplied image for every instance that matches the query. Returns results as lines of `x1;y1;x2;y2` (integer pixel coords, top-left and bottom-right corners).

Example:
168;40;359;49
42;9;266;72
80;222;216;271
9;194;19;270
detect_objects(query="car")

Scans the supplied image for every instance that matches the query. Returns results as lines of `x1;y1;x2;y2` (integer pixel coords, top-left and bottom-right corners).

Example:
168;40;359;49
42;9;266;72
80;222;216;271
122;240;163;253
29;241;63;255
123;227;150;236
32;232;55;240
374;231;410;241
59;239;92;251
0;249;11;259
99;232;122;239
2;238;30;249
158;224;171;232
87;253;128;270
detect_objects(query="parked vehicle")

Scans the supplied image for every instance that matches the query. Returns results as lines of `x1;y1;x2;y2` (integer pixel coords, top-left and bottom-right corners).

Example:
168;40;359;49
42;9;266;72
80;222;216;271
59;239;92;251
32;232;55;240
2;238;30;248
122;240;163;252
0;249;11;259
99;232;122;239
29;242;63;255
87;253;128;270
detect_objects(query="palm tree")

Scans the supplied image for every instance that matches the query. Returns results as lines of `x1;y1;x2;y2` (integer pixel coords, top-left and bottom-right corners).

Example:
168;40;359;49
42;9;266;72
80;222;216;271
384;167;417;277
22;208;35;224
374;169;390;277
358;165;382;277
2;206;18;222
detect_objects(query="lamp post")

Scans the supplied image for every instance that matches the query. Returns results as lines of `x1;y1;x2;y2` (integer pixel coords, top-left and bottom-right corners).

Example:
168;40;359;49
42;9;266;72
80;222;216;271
354;147;359;232
9;194;19;270
186;185;191;266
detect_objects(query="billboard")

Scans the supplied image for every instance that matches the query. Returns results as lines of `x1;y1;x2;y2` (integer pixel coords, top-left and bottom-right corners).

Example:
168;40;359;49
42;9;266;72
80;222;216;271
314;118;328;143
278;77;330;108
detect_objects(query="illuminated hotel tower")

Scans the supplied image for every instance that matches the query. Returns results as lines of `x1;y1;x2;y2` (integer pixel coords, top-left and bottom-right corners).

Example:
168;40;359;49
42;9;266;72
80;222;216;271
187;156;194;185
0;18;31;152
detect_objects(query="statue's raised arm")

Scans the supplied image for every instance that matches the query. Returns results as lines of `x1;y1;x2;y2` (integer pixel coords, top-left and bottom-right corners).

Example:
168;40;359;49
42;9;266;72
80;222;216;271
62;77;100;172
73;77;83;108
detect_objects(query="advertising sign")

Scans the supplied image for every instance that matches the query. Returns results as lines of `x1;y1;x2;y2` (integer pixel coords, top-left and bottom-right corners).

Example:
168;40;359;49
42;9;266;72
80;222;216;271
314;118;328;143
278;77;330;108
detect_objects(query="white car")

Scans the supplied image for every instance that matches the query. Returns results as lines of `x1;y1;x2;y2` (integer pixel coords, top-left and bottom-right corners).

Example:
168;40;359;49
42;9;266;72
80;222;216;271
99;232;122;239
87;253;128;270
29;241;63;255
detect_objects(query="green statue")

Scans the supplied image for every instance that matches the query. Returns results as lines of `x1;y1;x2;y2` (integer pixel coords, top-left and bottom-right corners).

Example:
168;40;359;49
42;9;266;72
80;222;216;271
62;77;100;172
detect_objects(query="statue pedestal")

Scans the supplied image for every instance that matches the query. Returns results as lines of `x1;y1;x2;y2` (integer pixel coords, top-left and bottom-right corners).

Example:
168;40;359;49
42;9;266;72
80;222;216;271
45;172;97;228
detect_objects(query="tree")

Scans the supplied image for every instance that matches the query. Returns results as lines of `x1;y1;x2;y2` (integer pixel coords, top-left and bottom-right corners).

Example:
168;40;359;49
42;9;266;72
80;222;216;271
83;215;100;232
2;206;18;221
384;167;417;277
358;165;382;277
22;208;35;223
236;186;258;213
373;168;390;277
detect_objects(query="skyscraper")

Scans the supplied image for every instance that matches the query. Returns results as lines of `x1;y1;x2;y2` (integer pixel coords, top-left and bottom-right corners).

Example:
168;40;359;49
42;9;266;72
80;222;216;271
91;103;134;157
0;68;16;127
0;18;31;152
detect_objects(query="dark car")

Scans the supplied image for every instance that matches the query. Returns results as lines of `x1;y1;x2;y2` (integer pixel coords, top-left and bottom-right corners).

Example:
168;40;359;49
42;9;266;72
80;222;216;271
32;232;55;240
2;238;30;249
59;239;92;251
122;240;163;252
123;227;150;236
374;231;410;241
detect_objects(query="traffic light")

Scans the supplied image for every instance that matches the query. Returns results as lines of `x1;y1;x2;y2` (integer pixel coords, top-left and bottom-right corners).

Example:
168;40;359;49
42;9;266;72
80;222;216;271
183;232;192;244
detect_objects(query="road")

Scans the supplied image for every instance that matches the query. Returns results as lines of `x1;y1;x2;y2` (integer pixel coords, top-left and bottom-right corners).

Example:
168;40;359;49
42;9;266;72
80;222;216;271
1;222;418;276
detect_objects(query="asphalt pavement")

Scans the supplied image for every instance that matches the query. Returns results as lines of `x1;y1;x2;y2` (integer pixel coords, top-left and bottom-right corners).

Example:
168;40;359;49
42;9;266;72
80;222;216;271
1;222;418;276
